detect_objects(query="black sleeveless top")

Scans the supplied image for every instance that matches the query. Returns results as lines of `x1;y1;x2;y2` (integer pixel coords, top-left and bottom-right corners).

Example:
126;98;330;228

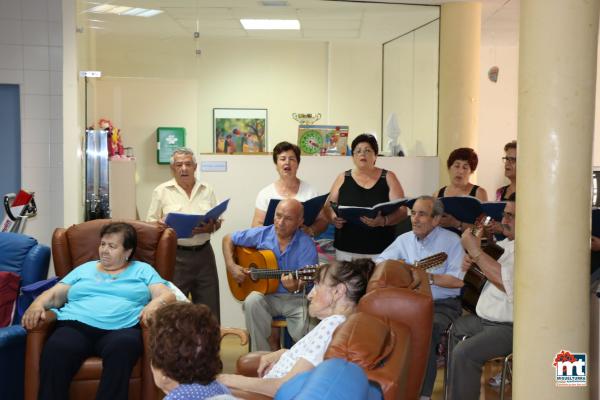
437;185;480;198
496;185;511;201
334;169;396;254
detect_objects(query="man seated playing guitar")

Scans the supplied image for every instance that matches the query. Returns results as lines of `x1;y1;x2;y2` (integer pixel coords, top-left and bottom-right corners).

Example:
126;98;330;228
374;195;465;400
447;193;516;400
223;199;318;352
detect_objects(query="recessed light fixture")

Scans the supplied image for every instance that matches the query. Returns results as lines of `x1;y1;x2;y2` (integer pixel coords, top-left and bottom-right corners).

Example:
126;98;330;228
85;3;163;18
240;19;300;30
261;0;289;6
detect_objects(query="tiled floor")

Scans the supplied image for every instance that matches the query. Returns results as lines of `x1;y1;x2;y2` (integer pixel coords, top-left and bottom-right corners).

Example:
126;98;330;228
220;336;512;399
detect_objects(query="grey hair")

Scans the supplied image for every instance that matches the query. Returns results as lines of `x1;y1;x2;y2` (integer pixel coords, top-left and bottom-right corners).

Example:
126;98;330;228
415;195;444;217
170;147;197;165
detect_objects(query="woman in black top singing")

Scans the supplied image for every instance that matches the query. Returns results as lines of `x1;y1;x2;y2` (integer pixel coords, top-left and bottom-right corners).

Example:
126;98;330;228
325;134;407;261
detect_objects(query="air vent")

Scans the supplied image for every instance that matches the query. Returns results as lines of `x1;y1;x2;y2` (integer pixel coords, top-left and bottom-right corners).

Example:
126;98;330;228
261;1;289;6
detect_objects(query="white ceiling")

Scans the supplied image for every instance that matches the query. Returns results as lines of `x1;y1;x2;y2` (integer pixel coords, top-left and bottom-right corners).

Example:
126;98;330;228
79;0;519;44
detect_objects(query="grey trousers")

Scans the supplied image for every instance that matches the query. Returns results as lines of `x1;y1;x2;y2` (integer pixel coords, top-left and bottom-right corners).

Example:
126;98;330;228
448;314;513;400
174;243;220;322
421;297;463;397
243;292;308;352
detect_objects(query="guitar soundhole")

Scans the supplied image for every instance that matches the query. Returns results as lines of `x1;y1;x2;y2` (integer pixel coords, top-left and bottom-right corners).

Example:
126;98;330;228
249;263;258;282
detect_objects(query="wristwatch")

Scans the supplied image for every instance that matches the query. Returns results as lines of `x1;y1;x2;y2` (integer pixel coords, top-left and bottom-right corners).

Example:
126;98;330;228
428;274;435;286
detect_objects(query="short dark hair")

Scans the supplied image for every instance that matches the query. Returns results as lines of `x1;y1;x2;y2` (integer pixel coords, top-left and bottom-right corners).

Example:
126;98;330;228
100;222;137;260
272;141;301;164
315;258;376;304
504;140;517;152
351;134;378;155
150;303;222;385
447;147;479;171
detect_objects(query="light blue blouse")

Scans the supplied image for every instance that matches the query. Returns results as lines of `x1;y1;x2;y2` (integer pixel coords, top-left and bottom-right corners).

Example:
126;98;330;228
53;260;166;329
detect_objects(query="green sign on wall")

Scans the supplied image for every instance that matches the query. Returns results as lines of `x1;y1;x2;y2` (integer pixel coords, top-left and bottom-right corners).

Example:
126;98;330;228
157;127;186;164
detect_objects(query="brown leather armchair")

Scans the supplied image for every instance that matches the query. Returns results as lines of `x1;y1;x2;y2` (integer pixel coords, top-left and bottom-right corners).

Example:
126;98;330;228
24;219;177;400
234;260;434;400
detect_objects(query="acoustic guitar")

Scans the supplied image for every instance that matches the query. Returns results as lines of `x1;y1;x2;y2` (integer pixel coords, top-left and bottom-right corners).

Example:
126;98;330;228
411;252;449;272
227;247;319;301
461;215;505;313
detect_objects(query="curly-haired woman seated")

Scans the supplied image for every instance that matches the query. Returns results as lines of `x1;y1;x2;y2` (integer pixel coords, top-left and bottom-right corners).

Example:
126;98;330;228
218;258;376;397
21;222;175;400
150;302;231;399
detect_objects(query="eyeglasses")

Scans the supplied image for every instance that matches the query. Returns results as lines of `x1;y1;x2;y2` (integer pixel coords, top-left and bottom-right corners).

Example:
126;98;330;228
502;211;515;221
502;156;517;164
354;148;374;155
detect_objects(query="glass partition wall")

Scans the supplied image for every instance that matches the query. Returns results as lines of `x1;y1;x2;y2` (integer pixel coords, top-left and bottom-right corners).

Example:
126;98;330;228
382;19;440;156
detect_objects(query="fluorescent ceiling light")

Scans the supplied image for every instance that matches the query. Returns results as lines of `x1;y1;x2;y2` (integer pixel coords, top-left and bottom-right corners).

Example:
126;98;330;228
121;8;146;16
137;9;163;18
109;6;132;14
87;4;114;13
240;19;300;30
85;3;163;18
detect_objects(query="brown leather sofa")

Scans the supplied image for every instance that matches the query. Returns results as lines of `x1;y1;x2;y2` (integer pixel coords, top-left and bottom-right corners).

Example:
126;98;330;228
234;260;434;400
24;219;177;400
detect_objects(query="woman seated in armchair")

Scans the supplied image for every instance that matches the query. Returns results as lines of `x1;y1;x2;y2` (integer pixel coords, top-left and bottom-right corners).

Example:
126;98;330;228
21;222;175;400
218;258;376;397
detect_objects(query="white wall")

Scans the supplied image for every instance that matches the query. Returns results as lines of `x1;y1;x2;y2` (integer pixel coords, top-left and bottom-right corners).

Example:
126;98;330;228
477;44;519;197
90;35;334;152
92;77;198;219
0;0;63;250
328;41;383;137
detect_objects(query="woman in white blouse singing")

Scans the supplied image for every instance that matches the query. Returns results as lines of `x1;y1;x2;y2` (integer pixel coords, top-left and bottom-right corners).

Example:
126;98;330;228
251;141;327;236
218;258;376;397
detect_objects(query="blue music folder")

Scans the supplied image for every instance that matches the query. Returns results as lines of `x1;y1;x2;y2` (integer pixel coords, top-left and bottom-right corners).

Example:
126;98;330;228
264;193;329;226
437;197;506;224
165;198;230;238
593;208;600;237
334;198;410;225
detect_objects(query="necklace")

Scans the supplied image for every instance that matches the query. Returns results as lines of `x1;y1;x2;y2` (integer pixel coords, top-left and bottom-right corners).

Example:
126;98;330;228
97;262;128;280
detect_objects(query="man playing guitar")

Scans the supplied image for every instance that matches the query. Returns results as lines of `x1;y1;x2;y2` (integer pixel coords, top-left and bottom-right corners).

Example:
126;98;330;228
222;199;318;352
447;193;516;399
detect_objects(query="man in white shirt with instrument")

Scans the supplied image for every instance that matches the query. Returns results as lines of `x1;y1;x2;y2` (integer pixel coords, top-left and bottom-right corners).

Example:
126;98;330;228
447;193;516;400
223;199;318;351
375;195;465;400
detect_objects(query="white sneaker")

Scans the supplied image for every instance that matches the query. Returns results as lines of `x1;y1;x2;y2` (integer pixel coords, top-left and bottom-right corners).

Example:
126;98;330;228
488;372;510;387
419;397;431;400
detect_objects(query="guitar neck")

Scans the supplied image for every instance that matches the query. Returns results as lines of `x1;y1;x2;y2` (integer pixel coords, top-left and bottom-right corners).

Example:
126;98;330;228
250;269;298;279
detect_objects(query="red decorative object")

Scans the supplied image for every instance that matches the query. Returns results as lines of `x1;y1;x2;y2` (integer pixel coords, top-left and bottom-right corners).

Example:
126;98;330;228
98;118;124;158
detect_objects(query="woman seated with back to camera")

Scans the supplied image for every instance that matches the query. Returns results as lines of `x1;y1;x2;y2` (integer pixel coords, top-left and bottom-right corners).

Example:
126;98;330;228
218;258;376;397
21;222;175;400
150;302;233;400
435;147;488;232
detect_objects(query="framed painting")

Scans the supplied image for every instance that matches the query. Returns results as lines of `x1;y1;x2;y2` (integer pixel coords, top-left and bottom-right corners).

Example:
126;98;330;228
213;108;267;153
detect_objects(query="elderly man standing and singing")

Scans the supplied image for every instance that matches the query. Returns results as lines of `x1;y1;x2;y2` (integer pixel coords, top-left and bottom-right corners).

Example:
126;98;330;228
147;147;222;321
